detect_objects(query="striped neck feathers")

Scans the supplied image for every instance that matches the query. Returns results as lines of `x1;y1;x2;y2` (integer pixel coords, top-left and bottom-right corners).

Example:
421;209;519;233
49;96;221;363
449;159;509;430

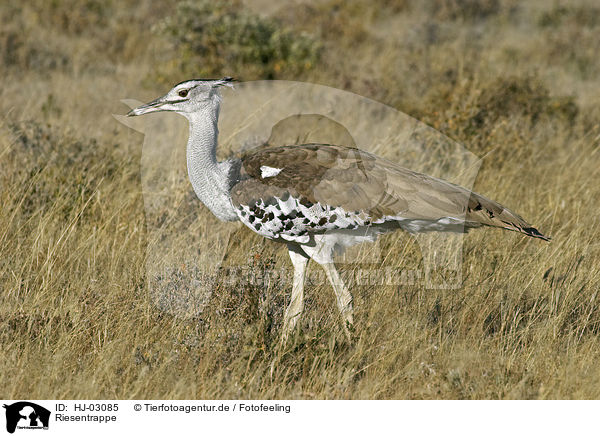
183;102;238;222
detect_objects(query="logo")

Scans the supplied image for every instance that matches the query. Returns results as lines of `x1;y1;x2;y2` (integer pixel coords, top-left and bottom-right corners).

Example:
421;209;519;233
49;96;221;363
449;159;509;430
3;402;50;433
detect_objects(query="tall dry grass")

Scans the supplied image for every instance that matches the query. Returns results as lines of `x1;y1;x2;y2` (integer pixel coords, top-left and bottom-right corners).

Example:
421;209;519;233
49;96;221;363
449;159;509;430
1;0;599;399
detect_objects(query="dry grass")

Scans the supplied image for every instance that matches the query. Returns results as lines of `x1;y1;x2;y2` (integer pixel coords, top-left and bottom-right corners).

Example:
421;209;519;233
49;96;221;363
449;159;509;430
1;0;600;399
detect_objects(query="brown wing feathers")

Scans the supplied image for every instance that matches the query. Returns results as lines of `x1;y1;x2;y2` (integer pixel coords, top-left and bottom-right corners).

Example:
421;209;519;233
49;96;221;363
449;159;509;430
232;144;549;240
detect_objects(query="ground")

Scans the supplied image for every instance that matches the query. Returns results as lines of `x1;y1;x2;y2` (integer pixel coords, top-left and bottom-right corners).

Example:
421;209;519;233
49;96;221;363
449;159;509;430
1;0;599;399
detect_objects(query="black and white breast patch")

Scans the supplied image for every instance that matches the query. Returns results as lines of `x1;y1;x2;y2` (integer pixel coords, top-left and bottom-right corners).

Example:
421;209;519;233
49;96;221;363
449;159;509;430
235;192;388;243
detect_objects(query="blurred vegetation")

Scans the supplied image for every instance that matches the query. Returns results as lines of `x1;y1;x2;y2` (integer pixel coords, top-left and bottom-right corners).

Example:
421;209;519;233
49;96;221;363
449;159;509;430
1;0;600;399
417;74;579;158
538;4;600;28
154;0;321;81
427;0;503;21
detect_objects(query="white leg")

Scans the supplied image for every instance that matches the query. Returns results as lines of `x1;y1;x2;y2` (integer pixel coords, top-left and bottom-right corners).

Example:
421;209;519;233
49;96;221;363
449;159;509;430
321;262;354;339
301;237;355;339
281;245;309;343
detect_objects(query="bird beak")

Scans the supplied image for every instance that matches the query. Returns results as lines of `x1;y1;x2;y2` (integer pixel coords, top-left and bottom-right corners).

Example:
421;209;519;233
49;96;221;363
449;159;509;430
127;96;168;117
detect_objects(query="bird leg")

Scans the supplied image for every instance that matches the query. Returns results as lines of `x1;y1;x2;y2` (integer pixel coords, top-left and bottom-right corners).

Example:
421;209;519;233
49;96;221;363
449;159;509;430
321;262;354;340
281;246;309;344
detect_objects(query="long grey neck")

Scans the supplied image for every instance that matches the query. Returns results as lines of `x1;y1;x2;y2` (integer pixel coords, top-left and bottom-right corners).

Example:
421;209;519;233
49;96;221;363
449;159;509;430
184;107;238;222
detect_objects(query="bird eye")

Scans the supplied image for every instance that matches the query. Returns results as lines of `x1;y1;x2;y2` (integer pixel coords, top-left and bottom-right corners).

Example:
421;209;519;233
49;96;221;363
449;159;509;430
178;89;188;98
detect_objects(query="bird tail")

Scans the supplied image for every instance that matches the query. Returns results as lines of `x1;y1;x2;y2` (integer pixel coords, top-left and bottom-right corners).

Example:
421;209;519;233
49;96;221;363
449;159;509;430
466;192;550;241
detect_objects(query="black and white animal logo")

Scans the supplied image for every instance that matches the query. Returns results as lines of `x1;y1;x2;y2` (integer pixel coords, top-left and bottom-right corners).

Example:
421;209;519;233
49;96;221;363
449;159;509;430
3;402;50;433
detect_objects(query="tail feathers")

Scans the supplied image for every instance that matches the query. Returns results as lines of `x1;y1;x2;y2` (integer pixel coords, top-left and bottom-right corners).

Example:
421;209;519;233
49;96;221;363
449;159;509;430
520;226;551;241
466;192;550;241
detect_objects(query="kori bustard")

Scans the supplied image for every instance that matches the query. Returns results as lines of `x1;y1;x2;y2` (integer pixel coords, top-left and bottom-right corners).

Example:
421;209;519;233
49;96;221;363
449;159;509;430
128;77;549;342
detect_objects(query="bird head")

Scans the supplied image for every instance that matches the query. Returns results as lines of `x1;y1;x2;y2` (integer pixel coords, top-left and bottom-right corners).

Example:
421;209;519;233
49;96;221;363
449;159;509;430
127;77;234;117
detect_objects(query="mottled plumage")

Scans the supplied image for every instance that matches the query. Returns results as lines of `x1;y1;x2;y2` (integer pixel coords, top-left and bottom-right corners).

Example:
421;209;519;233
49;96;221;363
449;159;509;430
129;78;550;343
231;143;548;243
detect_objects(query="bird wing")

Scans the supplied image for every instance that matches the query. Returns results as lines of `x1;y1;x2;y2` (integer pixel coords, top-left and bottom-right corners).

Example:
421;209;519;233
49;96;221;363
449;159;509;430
231;144;549;240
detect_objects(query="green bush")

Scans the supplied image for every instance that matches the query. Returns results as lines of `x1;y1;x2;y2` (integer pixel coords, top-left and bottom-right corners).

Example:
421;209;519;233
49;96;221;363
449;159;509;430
470;76;566;128
156;0;321;80
538;5;600;29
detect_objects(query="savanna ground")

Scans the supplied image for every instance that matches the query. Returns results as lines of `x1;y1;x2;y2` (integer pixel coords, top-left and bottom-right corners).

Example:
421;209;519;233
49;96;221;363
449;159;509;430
1;0;599;399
